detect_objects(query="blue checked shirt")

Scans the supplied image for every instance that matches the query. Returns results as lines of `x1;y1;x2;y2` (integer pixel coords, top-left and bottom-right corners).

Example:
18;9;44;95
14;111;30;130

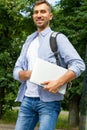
13;27;85;102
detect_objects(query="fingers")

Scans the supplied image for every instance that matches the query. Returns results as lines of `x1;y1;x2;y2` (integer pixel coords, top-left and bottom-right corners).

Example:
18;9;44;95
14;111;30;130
40;81;50;85
43;85;58;94
40;80;59;94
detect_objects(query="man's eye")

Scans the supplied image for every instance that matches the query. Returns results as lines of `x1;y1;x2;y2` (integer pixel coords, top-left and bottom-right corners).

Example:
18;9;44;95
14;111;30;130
34;10;46;14
34;11;38;14
41;10;46;13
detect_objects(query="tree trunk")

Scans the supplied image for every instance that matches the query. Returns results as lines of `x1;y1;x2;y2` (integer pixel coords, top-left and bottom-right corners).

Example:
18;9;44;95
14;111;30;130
79;114;87;130
68;95;80;127
79;44;87;130
79;75;87;130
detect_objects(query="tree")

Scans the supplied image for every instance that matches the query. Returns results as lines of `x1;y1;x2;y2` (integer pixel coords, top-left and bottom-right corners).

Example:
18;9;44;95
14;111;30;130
0;0;35;117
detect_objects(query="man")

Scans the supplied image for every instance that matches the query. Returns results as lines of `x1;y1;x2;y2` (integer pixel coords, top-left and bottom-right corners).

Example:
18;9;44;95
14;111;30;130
13;0;85;130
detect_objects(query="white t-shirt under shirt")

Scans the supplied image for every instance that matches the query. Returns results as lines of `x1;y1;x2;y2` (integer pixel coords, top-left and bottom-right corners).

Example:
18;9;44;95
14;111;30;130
25;36;40;97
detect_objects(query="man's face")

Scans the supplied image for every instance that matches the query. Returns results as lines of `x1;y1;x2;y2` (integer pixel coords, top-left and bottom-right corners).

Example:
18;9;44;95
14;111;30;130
33;3;53;32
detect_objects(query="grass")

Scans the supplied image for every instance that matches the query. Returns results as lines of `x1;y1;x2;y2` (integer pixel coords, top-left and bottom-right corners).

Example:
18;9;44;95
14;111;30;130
0;109;18;124
56;111;72;129
0;109;78;130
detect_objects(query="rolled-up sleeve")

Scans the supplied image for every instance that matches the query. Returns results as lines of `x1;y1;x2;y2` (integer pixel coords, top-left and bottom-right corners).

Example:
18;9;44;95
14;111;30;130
68;59;85;77
13;61;23;82
57;34;85;77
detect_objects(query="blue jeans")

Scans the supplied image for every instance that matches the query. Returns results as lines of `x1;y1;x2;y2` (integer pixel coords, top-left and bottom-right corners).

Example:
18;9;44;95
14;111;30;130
15;96;61;130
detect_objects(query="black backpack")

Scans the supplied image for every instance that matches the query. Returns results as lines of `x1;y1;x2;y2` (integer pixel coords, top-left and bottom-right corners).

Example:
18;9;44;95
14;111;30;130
50;32;72;88
50;32;60;65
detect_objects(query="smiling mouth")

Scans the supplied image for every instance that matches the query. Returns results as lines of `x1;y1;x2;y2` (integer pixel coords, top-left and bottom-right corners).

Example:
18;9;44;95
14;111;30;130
36;19;43;22
36;18;44;22
36;21;44;25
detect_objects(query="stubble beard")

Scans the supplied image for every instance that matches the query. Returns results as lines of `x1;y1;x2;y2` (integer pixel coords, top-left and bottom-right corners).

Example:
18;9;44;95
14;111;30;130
36;21;49;32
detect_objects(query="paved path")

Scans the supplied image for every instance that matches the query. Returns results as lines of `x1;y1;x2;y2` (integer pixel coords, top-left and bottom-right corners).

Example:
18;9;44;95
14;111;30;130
0;124;56;130
0;124;14;130
0;124;78;130
0;124;65;130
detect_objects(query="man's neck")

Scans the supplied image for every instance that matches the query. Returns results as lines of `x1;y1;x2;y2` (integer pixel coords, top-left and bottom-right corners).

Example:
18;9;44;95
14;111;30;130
37;25;50;33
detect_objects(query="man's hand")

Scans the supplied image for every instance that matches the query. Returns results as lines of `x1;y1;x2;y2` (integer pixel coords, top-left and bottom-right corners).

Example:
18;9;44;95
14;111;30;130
41;70;76;94
41;80;61;94
19;70;32;81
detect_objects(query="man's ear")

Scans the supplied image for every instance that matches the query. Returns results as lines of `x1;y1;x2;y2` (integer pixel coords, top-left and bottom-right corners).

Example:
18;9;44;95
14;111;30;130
50;13;53;20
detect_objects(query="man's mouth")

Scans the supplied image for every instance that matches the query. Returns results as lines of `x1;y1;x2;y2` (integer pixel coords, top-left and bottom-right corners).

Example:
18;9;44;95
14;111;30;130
36;19;44;23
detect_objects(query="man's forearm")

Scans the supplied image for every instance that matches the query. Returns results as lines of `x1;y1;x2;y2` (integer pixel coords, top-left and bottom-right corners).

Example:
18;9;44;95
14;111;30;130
57;69;76;87
19;70;32;81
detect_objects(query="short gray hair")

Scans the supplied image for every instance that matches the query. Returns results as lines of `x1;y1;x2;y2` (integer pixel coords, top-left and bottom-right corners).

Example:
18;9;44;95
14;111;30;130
34;0;52;12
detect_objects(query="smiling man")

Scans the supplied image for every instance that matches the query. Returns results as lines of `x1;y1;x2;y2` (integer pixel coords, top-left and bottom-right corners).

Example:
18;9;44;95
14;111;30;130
13;0;85;130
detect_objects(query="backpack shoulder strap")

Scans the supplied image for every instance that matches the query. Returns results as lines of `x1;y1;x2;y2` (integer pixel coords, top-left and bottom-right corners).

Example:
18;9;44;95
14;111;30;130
50;32;60;65
50;32;72;89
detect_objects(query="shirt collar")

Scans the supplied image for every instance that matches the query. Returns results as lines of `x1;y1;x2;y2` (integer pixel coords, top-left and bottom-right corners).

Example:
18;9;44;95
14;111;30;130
39;27;52;37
